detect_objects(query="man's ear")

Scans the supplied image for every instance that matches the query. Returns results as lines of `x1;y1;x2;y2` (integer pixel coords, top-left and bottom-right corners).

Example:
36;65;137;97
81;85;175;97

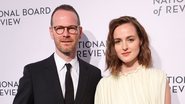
79;26;83;39
49;27;54;39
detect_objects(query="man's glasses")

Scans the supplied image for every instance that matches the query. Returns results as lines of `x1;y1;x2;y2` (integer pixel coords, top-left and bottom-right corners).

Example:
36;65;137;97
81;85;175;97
53;25;80;35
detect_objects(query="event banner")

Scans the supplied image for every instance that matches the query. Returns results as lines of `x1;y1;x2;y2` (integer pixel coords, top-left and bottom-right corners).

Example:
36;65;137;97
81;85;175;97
0;0;185;104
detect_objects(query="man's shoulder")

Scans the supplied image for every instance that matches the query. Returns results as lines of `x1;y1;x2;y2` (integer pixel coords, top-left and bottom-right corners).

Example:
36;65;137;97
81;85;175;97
25;54;54;68
78;58;101;76
79;58;99;70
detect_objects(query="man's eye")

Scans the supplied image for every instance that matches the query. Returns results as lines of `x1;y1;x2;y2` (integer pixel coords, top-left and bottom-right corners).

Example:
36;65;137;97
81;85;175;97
68;26;77;30
56;27;64;30
68;27;76;30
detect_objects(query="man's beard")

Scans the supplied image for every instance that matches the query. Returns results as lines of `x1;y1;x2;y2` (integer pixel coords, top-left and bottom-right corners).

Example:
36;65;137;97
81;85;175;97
62;51;71;56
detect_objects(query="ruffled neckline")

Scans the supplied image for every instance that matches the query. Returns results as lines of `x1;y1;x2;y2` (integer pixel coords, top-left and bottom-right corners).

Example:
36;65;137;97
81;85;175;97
118;65;145;77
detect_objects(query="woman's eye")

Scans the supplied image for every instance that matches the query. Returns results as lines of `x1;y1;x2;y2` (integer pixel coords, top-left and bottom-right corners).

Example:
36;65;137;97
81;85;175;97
114;40;120;44
128;38;134;42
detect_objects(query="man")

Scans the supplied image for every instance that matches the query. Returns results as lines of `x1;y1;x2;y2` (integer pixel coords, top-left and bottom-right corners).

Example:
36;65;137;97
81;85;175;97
13;4;102;104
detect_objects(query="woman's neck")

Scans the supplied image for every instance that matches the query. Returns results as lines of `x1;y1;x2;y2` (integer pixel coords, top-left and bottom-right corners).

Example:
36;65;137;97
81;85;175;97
121;60;140;74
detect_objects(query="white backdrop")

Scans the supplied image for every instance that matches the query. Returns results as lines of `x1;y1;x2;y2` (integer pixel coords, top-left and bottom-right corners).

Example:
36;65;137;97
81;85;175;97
0;0;185;104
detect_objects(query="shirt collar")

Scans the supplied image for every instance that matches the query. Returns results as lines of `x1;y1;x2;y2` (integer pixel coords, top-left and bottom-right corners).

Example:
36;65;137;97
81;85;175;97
54;52;78;72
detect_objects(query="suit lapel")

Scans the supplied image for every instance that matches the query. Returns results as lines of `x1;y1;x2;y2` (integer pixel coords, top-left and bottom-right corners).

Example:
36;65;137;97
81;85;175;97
43;55;90;104
43;54;65;104
75;59;89;104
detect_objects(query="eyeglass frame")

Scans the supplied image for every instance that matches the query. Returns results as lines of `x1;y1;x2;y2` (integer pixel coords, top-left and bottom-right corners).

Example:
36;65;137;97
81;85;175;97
52;25;80;35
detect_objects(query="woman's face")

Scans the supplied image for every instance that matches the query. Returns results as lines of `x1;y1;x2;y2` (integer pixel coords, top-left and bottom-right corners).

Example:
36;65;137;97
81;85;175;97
113;23;141;65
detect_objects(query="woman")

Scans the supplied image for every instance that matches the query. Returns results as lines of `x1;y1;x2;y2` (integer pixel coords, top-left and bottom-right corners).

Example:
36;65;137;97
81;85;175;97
95;16;171;104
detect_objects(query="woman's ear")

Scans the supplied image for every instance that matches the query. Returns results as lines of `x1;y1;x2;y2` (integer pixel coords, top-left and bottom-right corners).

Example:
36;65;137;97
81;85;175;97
140;40;143;46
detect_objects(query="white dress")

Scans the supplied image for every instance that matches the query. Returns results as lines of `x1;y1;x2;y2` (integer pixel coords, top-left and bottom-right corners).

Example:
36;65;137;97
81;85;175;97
95;65;167;104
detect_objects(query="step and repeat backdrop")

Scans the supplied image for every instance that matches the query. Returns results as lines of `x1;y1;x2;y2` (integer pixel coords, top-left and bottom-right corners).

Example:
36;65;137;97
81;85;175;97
0;0;185;104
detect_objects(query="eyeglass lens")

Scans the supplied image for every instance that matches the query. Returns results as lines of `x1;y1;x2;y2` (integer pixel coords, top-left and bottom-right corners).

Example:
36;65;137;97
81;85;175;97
53;25;79;35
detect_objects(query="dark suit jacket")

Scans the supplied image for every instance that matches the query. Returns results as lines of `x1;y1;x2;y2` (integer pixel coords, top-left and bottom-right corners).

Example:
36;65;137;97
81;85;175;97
13;54;102;104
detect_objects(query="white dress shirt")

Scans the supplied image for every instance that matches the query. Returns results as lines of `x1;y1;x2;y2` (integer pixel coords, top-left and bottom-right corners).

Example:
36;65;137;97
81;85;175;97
54;53;79;99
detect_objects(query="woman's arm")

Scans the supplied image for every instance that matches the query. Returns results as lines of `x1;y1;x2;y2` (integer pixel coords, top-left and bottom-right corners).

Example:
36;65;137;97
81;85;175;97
165;80;171;104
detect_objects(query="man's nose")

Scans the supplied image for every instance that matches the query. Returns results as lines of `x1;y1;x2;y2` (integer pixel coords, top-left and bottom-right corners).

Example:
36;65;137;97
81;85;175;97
62;28;70;37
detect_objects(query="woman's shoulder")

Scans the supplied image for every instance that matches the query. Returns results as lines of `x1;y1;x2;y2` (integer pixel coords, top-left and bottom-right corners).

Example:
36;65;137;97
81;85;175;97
145;67;167;80
97;74;116;86
147;67;166;74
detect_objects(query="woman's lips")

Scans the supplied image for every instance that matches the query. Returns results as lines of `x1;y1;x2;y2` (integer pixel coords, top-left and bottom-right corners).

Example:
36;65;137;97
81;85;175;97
122;52;131;56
